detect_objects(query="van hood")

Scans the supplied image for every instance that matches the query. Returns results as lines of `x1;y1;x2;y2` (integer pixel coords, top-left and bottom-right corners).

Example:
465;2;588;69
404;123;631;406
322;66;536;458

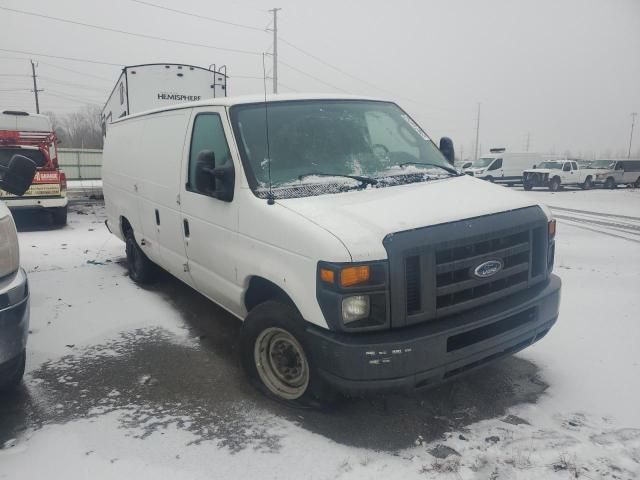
277;175;546;261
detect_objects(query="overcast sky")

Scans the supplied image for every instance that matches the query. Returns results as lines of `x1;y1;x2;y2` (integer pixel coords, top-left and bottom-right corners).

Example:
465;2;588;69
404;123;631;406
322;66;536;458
1;0;639;158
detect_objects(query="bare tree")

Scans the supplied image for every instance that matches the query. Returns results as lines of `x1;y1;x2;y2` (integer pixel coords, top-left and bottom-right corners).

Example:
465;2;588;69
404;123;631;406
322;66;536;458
43;105;103;149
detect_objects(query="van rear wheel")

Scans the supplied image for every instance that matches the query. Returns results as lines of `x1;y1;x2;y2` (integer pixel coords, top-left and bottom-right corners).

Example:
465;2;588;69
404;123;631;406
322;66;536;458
124;229;158;284
241;300;337;408
549;177;561;192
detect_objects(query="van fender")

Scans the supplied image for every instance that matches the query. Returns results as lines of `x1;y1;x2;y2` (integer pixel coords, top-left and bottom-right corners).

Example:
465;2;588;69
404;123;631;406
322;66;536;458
238;261;328;329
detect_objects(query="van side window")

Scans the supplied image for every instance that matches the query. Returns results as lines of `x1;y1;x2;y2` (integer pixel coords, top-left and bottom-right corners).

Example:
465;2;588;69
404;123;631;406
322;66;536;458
615;162;624;171
188;113;232;196
489;158;502;170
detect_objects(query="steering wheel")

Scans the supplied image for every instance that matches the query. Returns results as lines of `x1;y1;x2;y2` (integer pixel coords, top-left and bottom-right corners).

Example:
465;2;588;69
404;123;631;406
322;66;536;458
372;144;390;158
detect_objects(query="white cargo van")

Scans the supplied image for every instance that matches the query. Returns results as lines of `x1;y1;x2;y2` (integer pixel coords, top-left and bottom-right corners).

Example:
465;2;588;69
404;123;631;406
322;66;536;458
103;94;561;405
465;149;542;185
589;159;640;189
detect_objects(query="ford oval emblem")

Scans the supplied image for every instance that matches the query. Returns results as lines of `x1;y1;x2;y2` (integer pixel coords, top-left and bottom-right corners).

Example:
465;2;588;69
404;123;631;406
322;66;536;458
473;259;503;278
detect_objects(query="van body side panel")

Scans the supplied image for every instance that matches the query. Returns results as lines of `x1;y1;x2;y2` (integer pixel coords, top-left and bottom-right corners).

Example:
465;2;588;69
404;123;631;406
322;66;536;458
102;117;144;243
136;110;193;285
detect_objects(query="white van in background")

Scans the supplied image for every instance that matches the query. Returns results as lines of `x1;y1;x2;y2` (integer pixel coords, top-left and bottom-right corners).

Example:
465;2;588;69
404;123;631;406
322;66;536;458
102;94;561;406
465;149;543;185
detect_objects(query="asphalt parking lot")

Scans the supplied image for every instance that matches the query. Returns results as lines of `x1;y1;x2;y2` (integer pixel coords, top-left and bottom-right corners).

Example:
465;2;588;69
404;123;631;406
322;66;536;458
2;188;640;479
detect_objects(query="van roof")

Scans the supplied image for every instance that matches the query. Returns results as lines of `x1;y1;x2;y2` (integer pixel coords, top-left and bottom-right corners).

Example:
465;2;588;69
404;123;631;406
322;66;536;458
114;93;387;123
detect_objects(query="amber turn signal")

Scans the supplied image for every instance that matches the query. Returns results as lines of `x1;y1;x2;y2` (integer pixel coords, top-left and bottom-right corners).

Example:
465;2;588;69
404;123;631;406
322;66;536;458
320;268;335;284
340;265;370;287
548;219;556;239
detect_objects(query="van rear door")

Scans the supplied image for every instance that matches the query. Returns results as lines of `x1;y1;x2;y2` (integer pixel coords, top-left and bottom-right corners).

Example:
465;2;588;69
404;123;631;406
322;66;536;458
179;107;240;314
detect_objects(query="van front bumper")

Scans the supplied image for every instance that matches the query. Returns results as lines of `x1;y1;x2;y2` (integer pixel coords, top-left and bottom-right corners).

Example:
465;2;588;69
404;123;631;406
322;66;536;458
306;274;561;394
0;268;30;367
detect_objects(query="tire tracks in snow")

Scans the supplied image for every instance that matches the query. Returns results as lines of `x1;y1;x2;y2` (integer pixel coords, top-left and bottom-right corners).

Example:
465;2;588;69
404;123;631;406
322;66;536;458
549;206;640;245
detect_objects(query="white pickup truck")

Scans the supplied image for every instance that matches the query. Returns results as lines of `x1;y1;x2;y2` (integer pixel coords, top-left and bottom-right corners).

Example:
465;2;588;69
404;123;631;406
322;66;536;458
523;159;594;191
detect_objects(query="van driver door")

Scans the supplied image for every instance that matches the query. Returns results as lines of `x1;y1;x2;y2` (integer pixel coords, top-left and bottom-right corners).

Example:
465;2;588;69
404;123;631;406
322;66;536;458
179;108;240;314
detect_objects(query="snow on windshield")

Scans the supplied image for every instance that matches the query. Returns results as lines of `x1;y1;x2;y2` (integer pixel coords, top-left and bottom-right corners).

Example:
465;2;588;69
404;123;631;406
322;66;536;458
231;100;453;198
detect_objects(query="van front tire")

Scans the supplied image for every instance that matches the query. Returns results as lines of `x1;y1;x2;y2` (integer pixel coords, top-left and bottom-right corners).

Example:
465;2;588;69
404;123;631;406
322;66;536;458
241;301;336;408
125;229;158;284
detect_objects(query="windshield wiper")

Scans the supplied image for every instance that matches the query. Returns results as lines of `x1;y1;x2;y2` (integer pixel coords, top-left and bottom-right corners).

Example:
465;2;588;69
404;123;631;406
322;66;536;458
298;172;378;187
398;162;460;176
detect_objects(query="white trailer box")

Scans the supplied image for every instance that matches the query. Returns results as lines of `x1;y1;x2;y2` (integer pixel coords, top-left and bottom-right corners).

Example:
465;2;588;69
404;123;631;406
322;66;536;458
101;63;227;134
464;148;543;185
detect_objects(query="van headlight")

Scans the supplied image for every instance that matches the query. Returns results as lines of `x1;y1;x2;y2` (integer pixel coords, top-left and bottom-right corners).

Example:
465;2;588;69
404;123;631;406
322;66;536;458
317;261;389;331
0;214;20;278
342;295;370;324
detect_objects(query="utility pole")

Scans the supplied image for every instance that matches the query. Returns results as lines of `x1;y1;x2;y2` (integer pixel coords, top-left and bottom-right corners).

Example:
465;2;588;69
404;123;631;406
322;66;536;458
474;103;481;161
629;112;637;159
30;59;41;113
269;8;281;94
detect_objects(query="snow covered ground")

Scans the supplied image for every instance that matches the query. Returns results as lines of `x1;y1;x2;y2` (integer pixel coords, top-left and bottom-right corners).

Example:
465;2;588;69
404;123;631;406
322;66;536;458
1;188;639;479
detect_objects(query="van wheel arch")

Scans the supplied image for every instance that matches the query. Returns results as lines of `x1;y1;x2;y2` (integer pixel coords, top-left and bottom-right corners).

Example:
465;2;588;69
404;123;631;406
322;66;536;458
244;276;296;314
120;216;133;238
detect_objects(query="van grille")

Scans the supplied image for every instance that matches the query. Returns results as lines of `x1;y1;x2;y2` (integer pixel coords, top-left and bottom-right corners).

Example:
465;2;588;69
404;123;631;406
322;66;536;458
434;229;530;312
385;207;549;328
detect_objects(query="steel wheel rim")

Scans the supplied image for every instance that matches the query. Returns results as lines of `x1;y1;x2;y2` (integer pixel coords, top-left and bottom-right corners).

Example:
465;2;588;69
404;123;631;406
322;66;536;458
254;327;309;400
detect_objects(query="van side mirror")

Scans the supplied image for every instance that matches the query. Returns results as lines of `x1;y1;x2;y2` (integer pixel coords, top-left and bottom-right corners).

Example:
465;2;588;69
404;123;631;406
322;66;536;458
533;165;537;169
194;150;235;202
0;154;37;196
439;137;455;165
462;162;472;169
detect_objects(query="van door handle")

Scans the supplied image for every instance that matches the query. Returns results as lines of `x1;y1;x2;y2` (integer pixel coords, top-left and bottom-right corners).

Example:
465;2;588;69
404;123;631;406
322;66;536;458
183;219;190;237
155;209;160;225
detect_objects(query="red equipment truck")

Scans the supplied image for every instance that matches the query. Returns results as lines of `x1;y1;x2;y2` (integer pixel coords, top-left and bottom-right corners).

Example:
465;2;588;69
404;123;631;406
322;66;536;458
0;110;68;225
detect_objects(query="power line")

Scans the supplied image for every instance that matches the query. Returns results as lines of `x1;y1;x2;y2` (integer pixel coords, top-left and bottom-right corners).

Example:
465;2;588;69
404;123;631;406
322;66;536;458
277;36;385;93
0;74;30;77
0;88;31;92
39;76;110;93
278;81;300;93
38;62;114;82
278;59;349;93
42;91;100;105
0;47;122;67
0;6;262;57
130;0;266;32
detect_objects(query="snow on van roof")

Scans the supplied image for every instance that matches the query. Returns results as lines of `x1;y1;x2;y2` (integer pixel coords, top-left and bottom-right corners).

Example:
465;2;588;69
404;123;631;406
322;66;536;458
114;93;389;123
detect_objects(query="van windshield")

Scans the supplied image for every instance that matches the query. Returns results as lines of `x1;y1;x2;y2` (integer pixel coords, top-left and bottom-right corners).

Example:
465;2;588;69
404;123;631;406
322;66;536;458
230;100;454;199
473;157;495;168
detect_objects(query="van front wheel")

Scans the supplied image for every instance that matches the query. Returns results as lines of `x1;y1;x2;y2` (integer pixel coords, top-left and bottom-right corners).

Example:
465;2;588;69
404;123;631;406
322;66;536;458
241;301;336;408
125;229;158;284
